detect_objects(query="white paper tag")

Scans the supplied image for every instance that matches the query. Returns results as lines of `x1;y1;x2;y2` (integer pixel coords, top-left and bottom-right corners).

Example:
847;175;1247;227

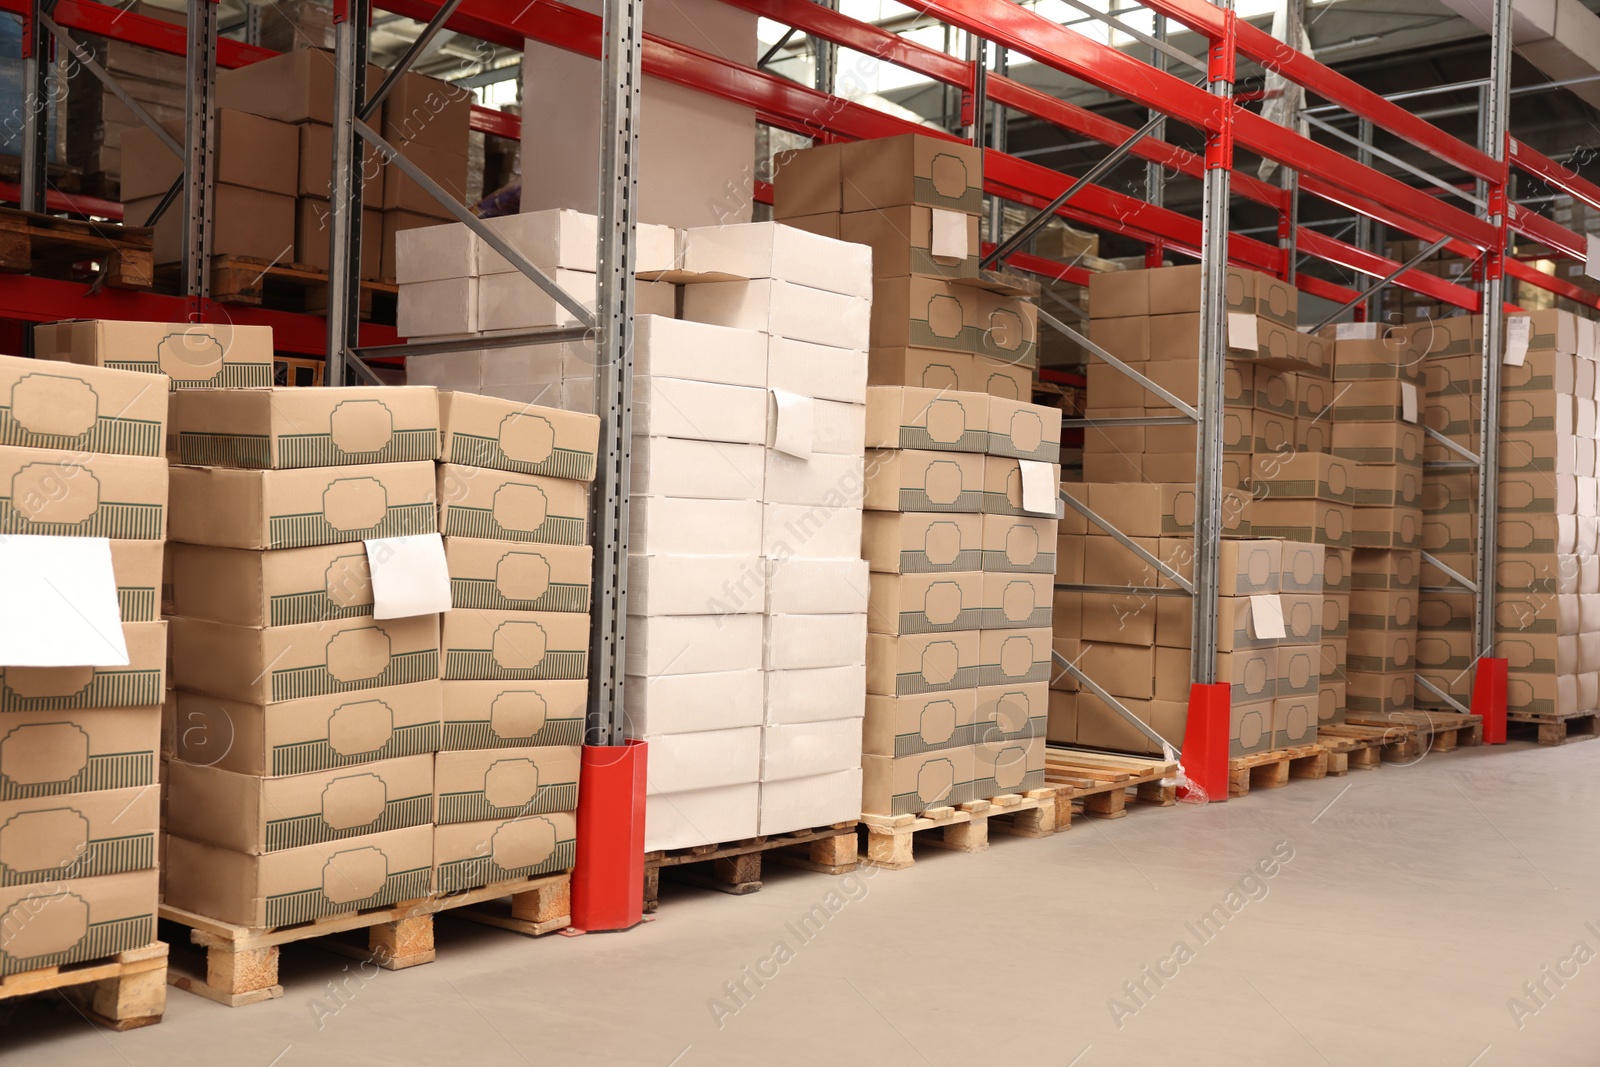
0;535;128;666
1586;234;1600;281
1505;315;1531;367
1401;382;1419;423
1250;594;1287;641
1018;460;1056;515
364;533;452;619
1335;322;1379;341
930;208;969;261
769;389;815;459
1227;312;1259;352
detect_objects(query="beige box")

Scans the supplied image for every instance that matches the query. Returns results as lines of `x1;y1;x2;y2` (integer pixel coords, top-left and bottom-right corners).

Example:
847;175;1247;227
1353;505;1422;550
441;609;588;682
1082;641;1155;701
170;387;439;469
1252;452;1352;503
1323;591;1350;639
1330;421;1423;466
170;461;435;550
870;276;982;355
981;455;1061;519
868;572;983;635
434;812;576;894
0;621;165;712
171;615;437;704
974;355;1033;400
1348;629;1416;674
633;376;768;445
0;446;166;540
0;869;158;975
1350;463;1423;508
986;397;1062;462
1279;644;1321;697
442;679;586;750
967;292;1035;372
0;786;157;886
437;464;588;546
865;386;989;454
167;754;435;854
972;735;1045;795
840;206;979;282
981;573;1053;630
1047;690;1078;743
1330;380;1412;423
1272;694;1318;748
33;319;273;390
164;825;434;928
862;512;982;574
0;352;168;457
863;449;985;513
1346;670;1413;714
682;278;869;351
1330;325;1423;383
1350;587;1420;632
868;347;978;392
433;745;581;825
0;706;159;799
861;747;977;816
166;682;442;776
1282;593;1323;645
1249;498;1353;549
839;134;983;215
167;542;375;627
1090;269;1149;318
773;143;843;217
862;689;977;757
980;514;1057;575
1279;541;1325;594
109;539;163;622
445;537;592;614
439;391;600;482
1158;537;1280;595
866;630;980;696
977;628;1052;689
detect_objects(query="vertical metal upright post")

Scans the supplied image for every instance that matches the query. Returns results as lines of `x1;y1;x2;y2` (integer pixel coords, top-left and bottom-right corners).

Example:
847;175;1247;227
1191;1;1236;685
1476;0;1512;669
813;0;837;94
1354;116;1374;316
987;45;1007;243
182;0;218;302
587;0;642;748
1278;0;1302;286
965;32;986;147
19;0;50;214
1146;14;1168;229
325;0;371;386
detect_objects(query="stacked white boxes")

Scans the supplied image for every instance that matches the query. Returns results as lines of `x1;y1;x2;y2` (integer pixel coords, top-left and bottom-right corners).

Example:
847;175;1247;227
679;222;874;839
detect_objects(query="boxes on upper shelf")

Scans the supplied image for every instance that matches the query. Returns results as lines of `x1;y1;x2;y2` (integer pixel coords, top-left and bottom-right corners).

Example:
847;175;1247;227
838;135;984;216
170;386;440;468
680;222;873;298
33;319;274;390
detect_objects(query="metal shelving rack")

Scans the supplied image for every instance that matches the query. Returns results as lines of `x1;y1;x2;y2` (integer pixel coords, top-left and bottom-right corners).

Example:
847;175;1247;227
3;0;1592;773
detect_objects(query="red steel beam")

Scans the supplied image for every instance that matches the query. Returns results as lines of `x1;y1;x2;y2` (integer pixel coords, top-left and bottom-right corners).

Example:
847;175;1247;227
1508;203;1586;261
1296;227;1480;311
0;180;122;219
1508;138;1600;213
1505;258;1600;312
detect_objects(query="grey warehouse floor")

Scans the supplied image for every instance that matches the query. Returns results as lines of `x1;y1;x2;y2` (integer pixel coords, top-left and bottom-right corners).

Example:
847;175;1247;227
10;737;1600;1067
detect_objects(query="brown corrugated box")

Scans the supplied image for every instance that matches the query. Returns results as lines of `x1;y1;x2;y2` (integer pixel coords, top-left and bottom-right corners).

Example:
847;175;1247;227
1348;630;1416;673
972;735;1045;795
434;812;576;894
868;572;983;636
975;355;1033;400
986;397;1061;462
110;539;164;622
861;746;977;815
294;200;382;279
863;690;977;757
170;461;435;550
0;706;159;799
437;465;589;546
865;630;980;696
381;71;473;154
839;135;983;215
871;277;981;354
862;512;982;573
981;514;1057;574
170;386;439;469
433;745;581;825
444;537;592;614
1089;270;1148;318
0;446;167;540
1249;498;1353;548
1350;463;1422;508
1353;504;1422;549
126;184;295;264
981;573;1052;629
216;48;378;126
0;787;158;885
120;108;299;200
1251;452;1352;502
167;542;374;627
1330;421;1422;465
865;386;989;453
0;623;165;712
164;825;433;928
1272;695;1318;748
1346;670;1413;714
442;679;587;750
0;869;159;975
840;206;979;281
1278;645;1320;697
863;449;985;513
868;348;978;392
33;319;273;391
978;629;1051;689
1279;541;1325;593
977;293;1038;367
0;352;168;457
441;609;590;681
439;390;600;482
772;143;843;218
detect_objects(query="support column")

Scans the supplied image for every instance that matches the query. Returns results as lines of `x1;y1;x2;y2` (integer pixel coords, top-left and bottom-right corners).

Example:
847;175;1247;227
182;0;218;304
325;0;371;385
19;0;50;214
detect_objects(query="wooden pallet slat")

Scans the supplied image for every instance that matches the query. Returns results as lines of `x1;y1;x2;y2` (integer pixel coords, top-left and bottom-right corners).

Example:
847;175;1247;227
1507;709;1599;746
643;823;859;911
1346;711;1482;760
0;942;167;1030
0;206;153;290
1044;746;1179;826
1227;743;1328;797
860;787;1073;870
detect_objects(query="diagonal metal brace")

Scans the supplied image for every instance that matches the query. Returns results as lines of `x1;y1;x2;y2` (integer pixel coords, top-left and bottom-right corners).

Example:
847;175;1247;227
1308;235;1454;333
1041;308;1199;419
1421;551;1480;593
360;0;465;120
44;14;183;159
1422;424;1482;466
1060;488;1195;594
1414;673;1471;715
1053;649;1181;755
356;119;597;329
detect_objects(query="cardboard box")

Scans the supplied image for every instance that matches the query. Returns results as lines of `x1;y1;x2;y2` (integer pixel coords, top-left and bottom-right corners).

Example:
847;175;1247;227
972;735;1045;795
868;348;977;392
630;498;760;559
0;445;168;540
623;669;762;736
1251;410;1295;455
986;397;1062;462
0;620;165;713
441;609;588;681
1348;629;1416;673
866;630;980;696
1251;452;1352;503
445;537;592;614
1322;547;1352;594
634;376;768;446
976;294;1038;367
165;825;433;928
1083;481;1249;538
759;768;863;835
1322;592;1350;639
378;138;470;216
1331;325;1423;383
397;277;476;337
1350;587;1419;632
0;869;158;975
121;108;298;200
645;784;759;852
862;512;981;574
681;222;872;298
168;542;375;627
1096;590;1159;646
1316;679;1345;727
861;747;977;815
170;461;433;550
761;719;863;782
0;353;168;458
0;706;159;800
768;338;867;408
1047;690;1078;743
168;682;442;776
839;135;983;215
434;811;575;893
1253;369;1297;416
1279;541;1325;594
1346;670;1413;714
171;386;439;469
763;501;863;560
392;219;478;283
1075;692;1157;754
1249;498;1353;548
1352;547;1421;591
0;786;158;885
838;207;978;282
1229;698;1275;757
437;392;599;483
381;70;472;153
682;279;870;351
864;449;985;513
869;277;980;355
171;614;437;703
644;727;761;794
773;143;843;217
1081;641;1155;700
297;121;381;201
764;614;867;670
763;452;865;508
1353;505;1422;550
767;559;869;616
865;387;988;454
1090;316;1150;366
216;48;380;126
477;209;596;274
1330;380;1413;423
127;184;296;265
1089;269;1149;318
1278;644;1320;697
977;628;1051;688
868;572;983;635
1161;645;1271;704
764;665;866;726
476;270;674;333
974;355;1033;400
433;745;580;824
1272;695;1318;748
294;199;381;278
1330;421;1423;466
632;437;764;500
107;539;163;622
167;754;434;853
981;573;1052;629
863;690;977;757
1350;463;1422;508
437;464;588;547
980;514;1057;574
628;555;762;617
1281;592;1323;645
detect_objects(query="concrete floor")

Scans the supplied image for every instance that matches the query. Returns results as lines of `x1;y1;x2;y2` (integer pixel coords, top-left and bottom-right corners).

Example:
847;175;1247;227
8;736;1600;1067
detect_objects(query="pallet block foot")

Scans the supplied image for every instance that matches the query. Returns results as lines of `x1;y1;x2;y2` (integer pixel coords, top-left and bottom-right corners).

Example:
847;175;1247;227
864;828;916;870
367;915;434;970
1083;788;1129;819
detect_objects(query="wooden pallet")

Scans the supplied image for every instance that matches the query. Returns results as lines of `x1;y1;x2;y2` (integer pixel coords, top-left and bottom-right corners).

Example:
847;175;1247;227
1346;711;1482;760
162;872;571;1006
0;942;167;1031
859;791;1060;870
158;255;395;314
0;206;153;289
1045;748;1178;823
644;823;858;911
1507;709;1600;746
1228;743;1328;797
1317;723;1403;775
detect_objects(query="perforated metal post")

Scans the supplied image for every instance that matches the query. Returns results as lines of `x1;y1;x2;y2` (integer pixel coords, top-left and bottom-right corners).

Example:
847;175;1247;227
325;0;371;385
182;0;218;302
1476;0;1511;672
19;0;50;214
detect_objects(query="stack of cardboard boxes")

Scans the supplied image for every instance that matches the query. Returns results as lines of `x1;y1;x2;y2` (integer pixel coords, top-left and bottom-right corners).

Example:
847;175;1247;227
66;2;185;196
0;354;167;976
161;387;443;928
679;222;873;838
435;392;597;893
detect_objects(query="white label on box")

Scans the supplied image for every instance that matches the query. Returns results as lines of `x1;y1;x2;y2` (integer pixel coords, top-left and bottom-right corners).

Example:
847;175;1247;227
1226;312;1258;352
1505;315;1531;367
1335;322;1379;341
1250;594;1286;640
770;389;815;459
1400;382;1419;423
1018;460;1057;516
0;535;127;665
1586;233;1600;281
365;533;451;619
930;208;969;261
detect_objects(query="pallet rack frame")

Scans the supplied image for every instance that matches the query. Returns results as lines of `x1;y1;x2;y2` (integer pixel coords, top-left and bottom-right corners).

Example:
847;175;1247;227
5;0;1591;783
